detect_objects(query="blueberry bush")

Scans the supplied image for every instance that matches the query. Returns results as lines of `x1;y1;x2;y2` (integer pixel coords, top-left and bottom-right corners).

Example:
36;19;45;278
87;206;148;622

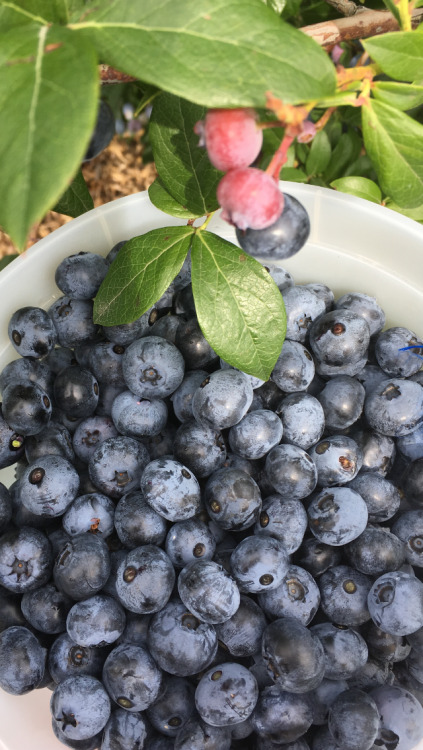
0;0;423;378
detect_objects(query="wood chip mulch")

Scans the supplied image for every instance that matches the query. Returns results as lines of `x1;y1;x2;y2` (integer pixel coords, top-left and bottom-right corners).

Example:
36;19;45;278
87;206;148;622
0;130;157;259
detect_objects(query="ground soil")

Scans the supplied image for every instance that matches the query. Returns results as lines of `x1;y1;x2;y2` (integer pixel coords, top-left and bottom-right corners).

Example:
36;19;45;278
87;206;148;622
0;131;157;259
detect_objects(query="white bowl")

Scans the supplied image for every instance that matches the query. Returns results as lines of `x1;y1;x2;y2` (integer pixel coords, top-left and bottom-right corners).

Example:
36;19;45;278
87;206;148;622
0;184;422;750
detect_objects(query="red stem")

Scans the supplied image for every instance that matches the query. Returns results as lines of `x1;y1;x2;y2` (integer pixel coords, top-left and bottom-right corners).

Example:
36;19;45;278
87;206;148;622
265;135;294;182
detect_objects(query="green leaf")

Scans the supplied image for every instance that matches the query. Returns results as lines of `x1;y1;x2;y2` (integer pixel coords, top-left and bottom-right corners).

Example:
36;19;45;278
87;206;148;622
191;230;286;380
362;99;423;208
0;1;49;30
0;254;19;270
263;0;287;14
9;0;68;23
52;169;94;217
148;178;203;219
280;166;308;182
94;226;194;325
385;199;423;220
373;80;423;111
330;176;382;203
364;32;423;83
134;84;160;118
324;118;342;148
323;129;362;183
72;0;336;107
305;130;331;177
149;93;221;216
0;24;99;249
380;0;400;24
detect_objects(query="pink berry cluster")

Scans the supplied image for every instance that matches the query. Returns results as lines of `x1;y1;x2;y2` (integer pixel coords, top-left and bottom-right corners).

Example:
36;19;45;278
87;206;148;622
195;108;284;231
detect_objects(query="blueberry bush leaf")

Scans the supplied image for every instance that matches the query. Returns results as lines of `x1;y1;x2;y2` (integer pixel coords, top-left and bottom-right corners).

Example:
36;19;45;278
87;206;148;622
52;169;94;218
0;254;19;271
0;23;98;249
330;176;382;204
149;93;221;216
191;230;286;380
305;130;332;177
6;0;68;23
94;226;194;326
372;81;423;111
364;32;423;82
362;99;423;208
148;179;204;220
0;2;48;30
71;0;336;107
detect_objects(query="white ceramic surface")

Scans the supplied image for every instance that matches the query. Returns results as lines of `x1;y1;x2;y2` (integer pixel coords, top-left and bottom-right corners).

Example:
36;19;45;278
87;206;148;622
0;184;423;749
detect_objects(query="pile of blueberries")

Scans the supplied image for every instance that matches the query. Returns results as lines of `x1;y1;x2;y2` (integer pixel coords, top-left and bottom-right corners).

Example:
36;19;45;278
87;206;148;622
1;243;423;750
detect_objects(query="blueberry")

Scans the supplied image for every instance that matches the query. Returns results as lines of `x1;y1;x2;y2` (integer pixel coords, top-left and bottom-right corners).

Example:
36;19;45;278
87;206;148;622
364;378;423;437
282;285;326;343
0;482;12;533
147;676;195;736
368;571;423;636
319;564;372;627
261;616;325;693
0;408;25;470
2;381;52;436
369;685;423;750
307;486;368;546
88;436;150;499
175;316;218;369
54;365;99;420
48;632;106;683
251;684;313;744
83;100;115;160
317;375;365;432
375;327;423;378
147;597;218;676
335;292;385;336
50;675;111;741
141;457;201;522
66;594;126;647
254;494;307;553
87;340;126;385
0;526;52;593
48;297;99;349
309;435;363;486
178;559;240;624
350;428;396;476
174;716;231;750
235;193;310;259
53;533;111;600
122;335;185;399
309;309;370;366
402;457;423;507
62;492;115;539
345;526;405;576
17;455;80;517
21;582;72;633
114;490;167;549
111;391;168;438
101;708;149;750
347;472;401;522
170;370;209;423
230;535;289;593
215;595;267;657
294;536;342;578
173;420;226;478
195;661;259;726
258;564;320;626
204;467;261;531
310;622;368;680
55;252;109;300
103;310;150;345
192;369;253;431
228;409;282;460
271;339;315;392
364;620;411;663
0;625;45;695
328;689;380;750
262;263;294;292
278;392;325;451
115;545;175;614
392;510;423;567
265;443;317;500
102;643;162;711
310;678;349;726
72;415;118;463
25;422;75;464
0;357;54;396
165;518;216;568
8;306;57;358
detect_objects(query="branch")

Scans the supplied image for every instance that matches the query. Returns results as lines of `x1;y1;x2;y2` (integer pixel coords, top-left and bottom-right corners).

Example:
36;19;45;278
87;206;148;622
323;0;366;17
301;7;423;48
99;7;423;83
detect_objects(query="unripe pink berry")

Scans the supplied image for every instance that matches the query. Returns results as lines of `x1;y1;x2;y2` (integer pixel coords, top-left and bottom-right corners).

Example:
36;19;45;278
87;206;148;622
217;168;284;231
194;108;263;172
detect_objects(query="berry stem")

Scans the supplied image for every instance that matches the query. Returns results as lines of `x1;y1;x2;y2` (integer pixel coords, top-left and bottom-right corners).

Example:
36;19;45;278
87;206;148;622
265;134;294;182
398;0;412;30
